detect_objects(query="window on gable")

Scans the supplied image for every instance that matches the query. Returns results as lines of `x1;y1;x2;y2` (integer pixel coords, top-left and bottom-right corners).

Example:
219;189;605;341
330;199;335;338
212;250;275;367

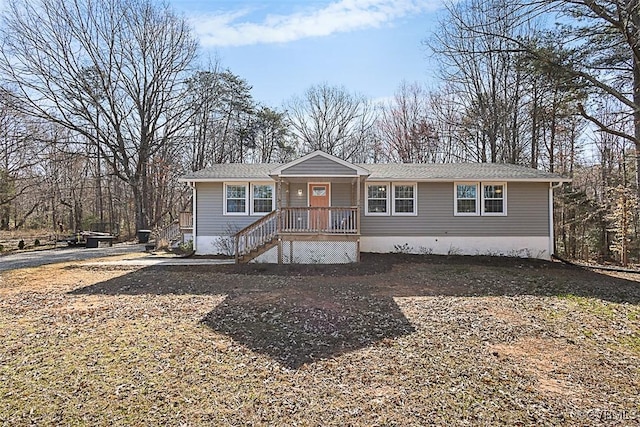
482;183;506;215
252;184;274;215
393;183;417;215
455;183;478;215
225;184;248;215
366;183;388;215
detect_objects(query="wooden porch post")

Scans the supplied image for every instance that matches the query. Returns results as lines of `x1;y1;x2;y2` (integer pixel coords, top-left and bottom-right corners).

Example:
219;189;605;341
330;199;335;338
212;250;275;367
277;177;282;210
234;234;239;263
356;175;361;234
277;177;282;264
356;175;361;262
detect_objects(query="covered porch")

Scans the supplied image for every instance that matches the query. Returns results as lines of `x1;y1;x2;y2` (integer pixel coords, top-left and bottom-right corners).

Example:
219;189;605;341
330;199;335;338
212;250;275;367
233;150;370;263
235;179;364;263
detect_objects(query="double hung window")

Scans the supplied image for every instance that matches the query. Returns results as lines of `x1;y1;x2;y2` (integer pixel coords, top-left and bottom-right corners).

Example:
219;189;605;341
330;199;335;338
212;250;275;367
252;184;273;215
483;184;505;215
366;184;389;215
455;183;478;215
225;184;248;215
392;184;417;215
454;182;506;216
224;182;275;216
366;182;417;215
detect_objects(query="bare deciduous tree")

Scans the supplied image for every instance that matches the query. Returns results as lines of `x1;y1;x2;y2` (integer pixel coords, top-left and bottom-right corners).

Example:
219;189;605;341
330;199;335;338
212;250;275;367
376;81;440;163
0;0;198;230
0;91;49;229
286;83;375;161
429;0;531;164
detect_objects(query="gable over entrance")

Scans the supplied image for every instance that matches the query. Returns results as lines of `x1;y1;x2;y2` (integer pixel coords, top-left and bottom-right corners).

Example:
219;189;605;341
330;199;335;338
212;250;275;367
270;150;370;178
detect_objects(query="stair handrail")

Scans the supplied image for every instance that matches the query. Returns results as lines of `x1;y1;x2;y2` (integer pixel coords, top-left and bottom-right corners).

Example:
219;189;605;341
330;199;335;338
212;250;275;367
234;210;279;262
155;220;181;249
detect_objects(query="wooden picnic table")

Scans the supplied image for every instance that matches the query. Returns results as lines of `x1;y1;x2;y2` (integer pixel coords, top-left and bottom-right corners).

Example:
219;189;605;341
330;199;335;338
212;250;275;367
64;231;117;248
85;234;116;248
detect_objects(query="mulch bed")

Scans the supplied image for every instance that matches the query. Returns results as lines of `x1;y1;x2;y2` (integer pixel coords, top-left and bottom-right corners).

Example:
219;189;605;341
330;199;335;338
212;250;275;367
1;254;639;425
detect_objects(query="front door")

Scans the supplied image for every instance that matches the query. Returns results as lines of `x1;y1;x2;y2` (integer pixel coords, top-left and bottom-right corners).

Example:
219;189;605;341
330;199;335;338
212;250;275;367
308;183;330;231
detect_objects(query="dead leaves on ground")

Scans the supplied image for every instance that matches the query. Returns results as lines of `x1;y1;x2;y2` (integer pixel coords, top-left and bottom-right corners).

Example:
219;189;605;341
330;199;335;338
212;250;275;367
0;257;639;425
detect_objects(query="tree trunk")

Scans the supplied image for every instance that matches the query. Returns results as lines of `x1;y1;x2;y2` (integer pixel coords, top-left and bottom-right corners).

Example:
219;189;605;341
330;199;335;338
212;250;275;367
130;178;148;231
531;83;539;169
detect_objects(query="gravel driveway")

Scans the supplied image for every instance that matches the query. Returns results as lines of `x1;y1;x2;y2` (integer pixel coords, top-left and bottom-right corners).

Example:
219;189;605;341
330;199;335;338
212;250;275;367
0;243;146;272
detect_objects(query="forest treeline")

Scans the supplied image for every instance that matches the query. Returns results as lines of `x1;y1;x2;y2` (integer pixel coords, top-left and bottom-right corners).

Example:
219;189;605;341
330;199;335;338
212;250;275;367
0;0;638;264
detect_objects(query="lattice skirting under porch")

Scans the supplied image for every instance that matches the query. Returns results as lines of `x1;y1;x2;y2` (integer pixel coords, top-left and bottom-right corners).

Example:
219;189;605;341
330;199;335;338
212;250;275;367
251;238;359;264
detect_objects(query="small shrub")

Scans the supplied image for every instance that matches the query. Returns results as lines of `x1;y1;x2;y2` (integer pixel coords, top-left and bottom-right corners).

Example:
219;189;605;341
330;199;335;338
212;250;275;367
418;246;433;255
308;252;325;264
393;243;414;254
480;249;500;257
18;239;25;250
179;239;193;253
0;243;4;252
34;239;40;246
215;224;240;256
447;245;461;256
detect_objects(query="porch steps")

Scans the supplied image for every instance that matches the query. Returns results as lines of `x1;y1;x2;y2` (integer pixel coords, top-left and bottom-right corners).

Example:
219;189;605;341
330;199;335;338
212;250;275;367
154;221;182;249
237;238;278;263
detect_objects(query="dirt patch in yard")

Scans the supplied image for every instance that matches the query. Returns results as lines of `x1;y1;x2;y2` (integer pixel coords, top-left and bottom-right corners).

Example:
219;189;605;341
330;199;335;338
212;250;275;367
490;337;584;397
1;253;639;426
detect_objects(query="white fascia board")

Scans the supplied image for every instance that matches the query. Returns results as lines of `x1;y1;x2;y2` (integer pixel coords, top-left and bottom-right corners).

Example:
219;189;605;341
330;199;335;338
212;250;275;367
272;174;366;179
179;177;275;183
365;177;572;183
181;176;570;184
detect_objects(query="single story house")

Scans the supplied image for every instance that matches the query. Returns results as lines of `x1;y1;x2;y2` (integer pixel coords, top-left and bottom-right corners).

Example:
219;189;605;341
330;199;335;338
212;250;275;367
179;150;570;263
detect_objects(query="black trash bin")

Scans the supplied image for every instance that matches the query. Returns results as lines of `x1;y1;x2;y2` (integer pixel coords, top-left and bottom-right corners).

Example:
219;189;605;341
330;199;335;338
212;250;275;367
137;229;152;243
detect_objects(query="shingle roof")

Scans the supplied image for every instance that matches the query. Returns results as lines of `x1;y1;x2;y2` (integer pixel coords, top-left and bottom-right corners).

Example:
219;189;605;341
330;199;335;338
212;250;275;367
359;163;568;181
180;162;569;182
180;163;281;181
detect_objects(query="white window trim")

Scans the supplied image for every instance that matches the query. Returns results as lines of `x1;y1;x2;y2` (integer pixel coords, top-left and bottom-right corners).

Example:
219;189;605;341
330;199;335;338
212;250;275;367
481;182;507;216
365;182;390;216
250;182;276;216
392;182;418;216
224;182;249;216
454;182;480;216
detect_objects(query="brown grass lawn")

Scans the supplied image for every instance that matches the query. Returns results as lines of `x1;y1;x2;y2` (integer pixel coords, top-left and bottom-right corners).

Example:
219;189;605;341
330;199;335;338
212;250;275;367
1;254;639;426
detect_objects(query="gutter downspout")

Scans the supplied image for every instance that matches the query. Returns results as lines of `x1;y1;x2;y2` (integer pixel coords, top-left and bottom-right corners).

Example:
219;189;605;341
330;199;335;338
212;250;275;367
549;181;563;258
190;182;197;253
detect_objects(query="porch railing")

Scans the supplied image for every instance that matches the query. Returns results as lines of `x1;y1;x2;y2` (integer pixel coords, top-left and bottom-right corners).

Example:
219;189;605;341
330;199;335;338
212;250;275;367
280;207;358;234
235;210;279;262
234;207;359;261
179;211;193;230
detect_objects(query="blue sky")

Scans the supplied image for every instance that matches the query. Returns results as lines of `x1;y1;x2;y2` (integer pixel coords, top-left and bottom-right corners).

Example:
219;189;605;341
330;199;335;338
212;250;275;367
170;0;445;107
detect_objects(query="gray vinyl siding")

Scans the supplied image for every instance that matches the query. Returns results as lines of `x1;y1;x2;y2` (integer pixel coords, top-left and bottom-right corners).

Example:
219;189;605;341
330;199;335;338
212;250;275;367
332;183;352;206
281;156;357;175
196;182;269;236
198;180;550;237
284;182;352;208
360;182;549;237
287;183;307;208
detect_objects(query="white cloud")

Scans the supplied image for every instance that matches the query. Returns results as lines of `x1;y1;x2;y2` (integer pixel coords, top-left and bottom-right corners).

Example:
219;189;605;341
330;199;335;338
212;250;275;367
191;0;442;47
